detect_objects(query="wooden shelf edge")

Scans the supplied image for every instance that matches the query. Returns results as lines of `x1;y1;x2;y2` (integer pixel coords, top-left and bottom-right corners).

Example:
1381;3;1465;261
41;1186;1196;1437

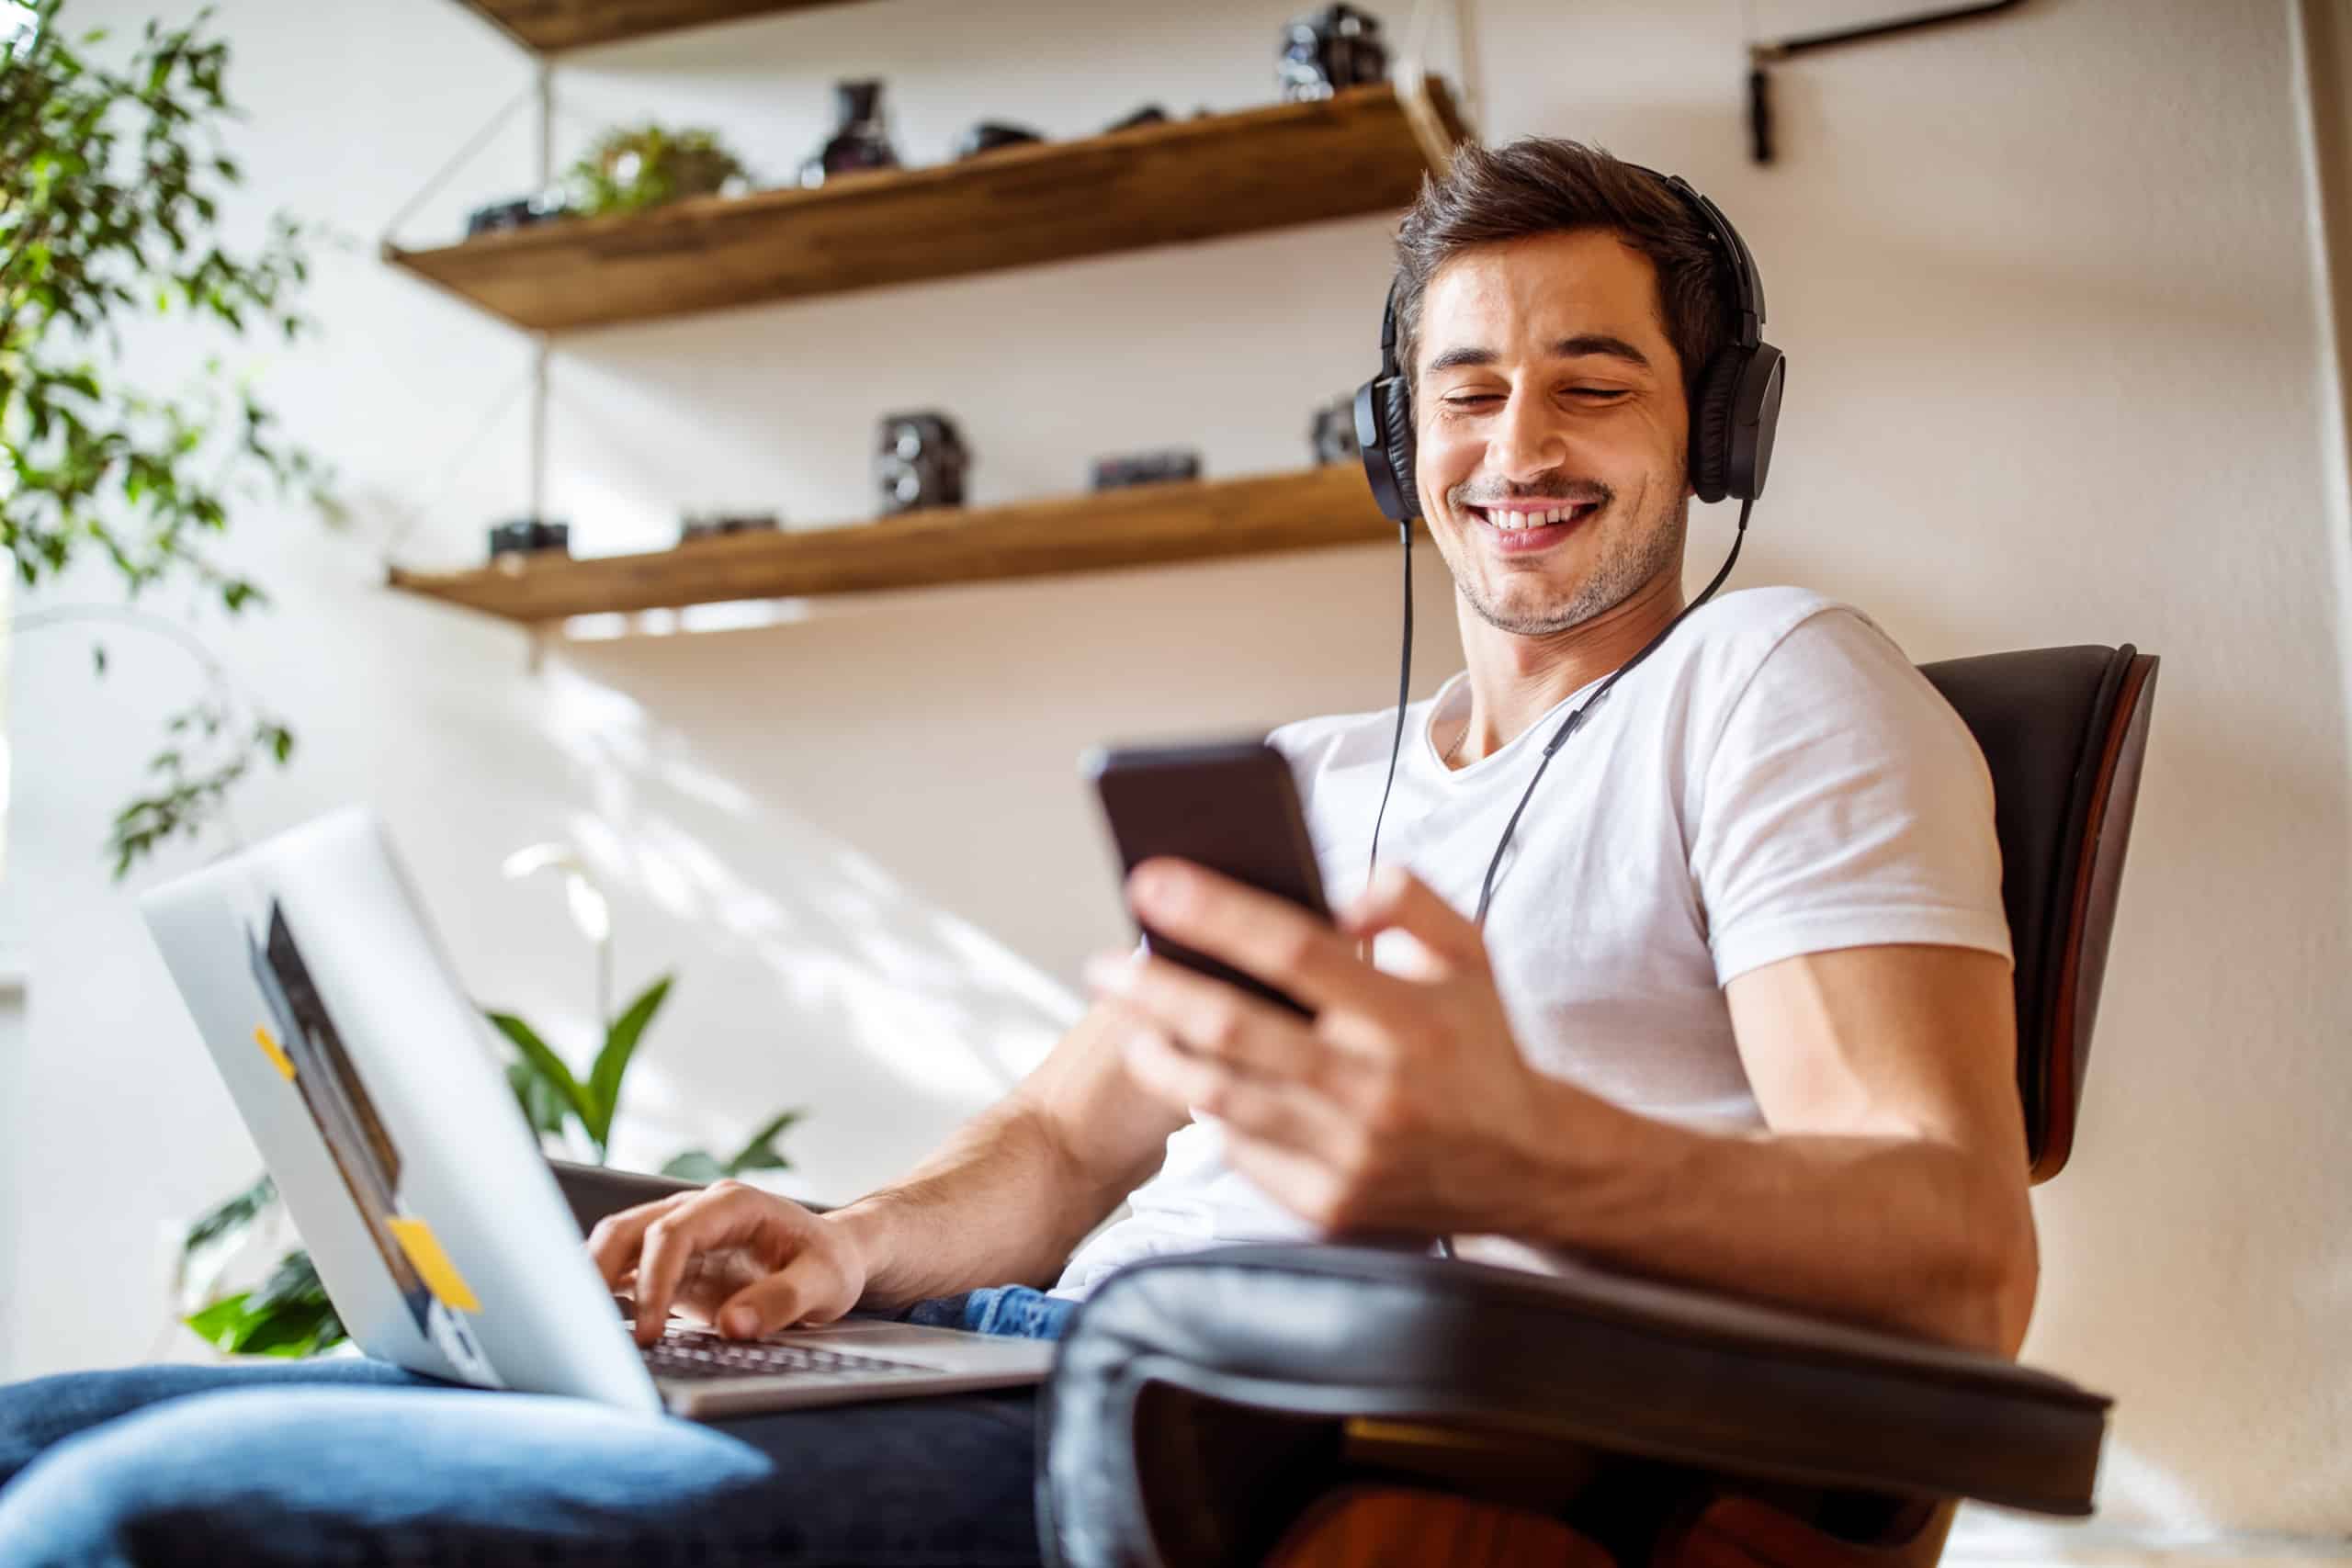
452;1;864;56
386;466;1400;626
383;79;1473;333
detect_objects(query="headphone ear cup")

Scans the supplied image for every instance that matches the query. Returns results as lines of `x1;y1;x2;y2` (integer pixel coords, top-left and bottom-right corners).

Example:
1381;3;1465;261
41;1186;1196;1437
1354;375;1419;524
1380;377;1419;519
1728;343;1784;502
1689;349;1746;505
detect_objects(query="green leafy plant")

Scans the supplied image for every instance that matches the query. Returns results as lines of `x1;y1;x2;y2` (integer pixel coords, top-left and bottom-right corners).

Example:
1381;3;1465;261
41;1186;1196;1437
177;851;805;1358
2;0;339;876
562;123;747;218
486;978;802;1180
185;1239;342;1358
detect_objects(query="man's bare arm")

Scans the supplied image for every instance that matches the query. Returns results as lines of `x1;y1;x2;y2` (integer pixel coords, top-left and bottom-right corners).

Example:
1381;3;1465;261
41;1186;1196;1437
1094;864;2039;1359
1513;943;2039;1355
591;994;1186;1339
827;996;1188;1311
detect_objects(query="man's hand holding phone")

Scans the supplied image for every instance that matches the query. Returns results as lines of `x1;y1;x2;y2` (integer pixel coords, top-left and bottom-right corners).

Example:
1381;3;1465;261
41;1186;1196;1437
1083;853;1592;1243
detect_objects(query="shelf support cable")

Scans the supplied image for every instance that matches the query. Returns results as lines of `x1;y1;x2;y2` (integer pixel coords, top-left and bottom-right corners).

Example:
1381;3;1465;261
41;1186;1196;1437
378;78;541;254
1397;0;1477;171
528;61;553;527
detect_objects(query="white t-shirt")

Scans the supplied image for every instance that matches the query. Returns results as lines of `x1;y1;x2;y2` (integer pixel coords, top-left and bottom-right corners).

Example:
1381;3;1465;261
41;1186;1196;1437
1053;586;2012;1298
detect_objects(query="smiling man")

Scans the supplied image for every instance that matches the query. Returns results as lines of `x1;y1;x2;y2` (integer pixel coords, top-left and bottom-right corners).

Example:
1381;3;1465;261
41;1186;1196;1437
1053;142;2035;1372
0;139;2031;1568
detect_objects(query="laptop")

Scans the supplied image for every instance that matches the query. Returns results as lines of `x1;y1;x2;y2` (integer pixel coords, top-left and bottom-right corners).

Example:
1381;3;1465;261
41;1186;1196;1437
138;806;1055;1418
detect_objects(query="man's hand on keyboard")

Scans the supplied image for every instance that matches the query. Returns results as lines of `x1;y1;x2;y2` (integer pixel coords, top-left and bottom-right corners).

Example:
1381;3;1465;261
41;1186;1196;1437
589;1180;869;1348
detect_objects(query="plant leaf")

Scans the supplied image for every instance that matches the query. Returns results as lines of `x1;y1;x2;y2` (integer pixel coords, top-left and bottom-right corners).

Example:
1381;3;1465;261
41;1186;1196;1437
658;1150;726;1185
483;1010;596;1141
184;1292;254;1349
506;1059;569;1140
584;975;671;1148
722;1108;804;1176
182;1171;277;1255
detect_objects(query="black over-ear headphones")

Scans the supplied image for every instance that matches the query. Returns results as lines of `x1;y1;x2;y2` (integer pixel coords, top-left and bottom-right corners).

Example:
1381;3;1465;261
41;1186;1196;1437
1353;164;1787;929
1354;166;1783;521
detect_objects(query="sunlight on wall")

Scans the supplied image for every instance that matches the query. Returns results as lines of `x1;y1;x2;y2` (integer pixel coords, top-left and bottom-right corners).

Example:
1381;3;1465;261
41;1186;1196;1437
526;661;1075;1175
562;601;820;641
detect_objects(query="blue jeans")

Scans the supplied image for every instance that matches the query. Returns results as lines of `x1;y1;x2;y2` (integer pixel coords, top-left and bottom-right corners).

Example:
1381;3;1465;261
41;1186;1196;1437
0;1289;1071;1567
900;1285;1076;1341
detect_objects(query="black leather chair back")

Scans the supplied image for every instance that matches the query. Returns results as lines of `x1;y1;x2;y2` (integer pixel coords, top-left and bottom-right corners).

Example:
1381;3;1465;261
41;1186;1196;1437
1916;646;2159;1183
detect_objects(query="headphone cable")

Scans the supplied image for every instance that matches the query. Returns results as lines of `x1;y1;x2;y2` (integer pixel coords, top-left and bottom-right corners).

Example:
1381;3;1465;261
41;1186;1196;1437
1471;496;1753;925
1363;520;1417;896
1357;498;1756;926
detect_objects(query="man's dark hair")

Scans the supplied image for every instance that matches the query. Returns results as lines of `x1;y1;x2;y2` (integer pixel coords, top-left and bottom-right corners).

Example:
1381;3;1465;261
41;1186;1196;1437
1392;138;1734;413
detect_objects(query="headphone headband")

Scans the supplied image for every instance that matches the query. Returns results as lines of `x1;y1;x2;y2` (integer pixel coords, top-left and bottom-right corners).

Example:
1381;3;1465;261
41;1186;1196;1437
1647;170;1764;351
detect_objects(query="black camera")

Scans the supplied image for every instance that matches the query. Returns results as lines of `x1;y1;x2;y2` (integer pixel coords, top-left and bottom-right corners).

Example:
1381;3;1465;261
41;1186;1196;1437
1103;104;1170;133
1310;394;1361;466
679;512;780;544
465;192;568;238
487;518;570;559
876;412;970;514
1278;5;1389;101
956;121;1044;159
1090;449;1201;491
802;80;900;188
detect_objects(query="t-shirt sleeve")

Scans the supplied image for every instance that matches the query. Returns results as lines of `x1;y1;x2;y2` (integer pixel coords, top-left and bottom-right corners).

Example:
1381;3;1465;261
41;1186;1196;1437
1690;609;2012;985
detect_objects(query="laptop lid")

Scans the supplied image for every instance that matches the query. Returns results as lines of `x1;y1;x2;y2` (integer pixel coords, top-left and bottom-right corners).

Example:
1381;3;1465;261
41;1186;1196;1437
140;807;662;1415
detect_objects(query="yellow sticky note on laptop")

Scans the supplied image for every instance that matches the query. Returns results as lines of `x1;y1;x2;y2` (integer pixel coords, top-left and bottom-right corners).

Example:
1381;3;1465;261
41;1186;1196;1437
253;1024;296;1081
387;1216;482;1314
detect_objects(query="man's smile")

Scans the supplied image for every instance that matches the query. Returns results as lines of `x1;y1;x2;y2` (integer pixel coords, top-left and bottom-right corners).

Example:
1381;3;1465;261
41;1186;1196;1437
1460;500;1603;553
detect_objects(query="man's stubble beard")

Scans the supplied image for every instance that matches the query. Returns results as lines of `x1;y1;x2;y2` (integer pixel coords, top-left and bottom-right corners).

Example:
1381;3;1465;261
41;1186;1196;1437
1449;475;1690;638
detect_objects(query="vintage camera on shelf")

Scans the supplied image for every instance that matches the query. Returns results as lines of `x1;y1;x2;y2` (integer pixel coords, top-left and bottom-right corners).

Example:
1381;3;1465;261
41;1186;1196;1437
465;191;569;238
876;412;969;514
1103;104;1170;133
802;80;900;188
1278;4;1389;101
1309;393;1361;466
679;512;781;544
955;120;1045;159
1091;449;1202;491
487;518;570;560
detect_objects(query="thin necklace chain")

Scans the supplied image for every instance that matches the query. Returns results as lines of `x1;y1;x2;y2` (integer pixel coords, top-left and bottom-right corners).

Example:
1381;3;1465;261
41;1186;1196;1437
1442;712;1469;767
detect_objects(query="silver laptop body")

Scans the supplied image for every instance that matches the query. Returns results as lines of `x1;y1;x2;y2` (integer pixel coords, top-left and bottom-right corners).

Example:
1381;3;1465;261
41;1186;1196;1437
138;806;1053;1418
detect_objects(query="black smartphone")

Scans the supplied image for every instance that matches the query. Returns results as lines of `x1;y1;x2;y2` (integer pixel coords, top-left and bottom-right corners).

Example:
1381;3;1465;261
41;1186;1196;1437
1084;739;1332;1018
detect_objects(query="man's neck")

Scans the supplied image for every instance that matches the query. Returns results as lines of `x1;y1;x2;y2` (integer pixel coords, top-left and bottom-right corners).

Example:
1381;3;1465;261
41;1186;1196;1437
1447;570;1685;765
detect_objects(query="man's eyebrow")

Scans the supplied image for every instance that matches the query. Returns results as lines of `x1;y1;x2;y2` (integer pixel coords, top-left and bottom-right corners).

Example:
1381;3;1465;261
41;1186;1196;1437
1421;333;1655;377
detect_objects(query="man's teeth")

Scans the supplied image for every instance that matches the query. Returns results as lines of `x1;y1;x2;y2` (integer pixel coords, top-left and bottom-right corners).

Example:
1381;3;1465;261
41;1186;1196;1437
1479;505;1582;528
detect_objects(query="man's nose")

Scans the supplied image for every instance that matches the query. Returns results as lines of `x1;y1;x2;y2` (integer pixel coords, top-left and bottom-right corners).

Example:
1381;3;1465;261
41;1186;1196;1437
1487;387;1570;483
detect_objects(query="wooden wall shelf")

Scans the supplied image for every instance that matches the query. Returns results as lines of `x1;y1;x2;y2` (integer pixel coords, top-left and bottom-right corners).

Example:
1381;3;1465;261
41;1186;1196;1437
386;465;1401;626
383;80;1469;333
455;1;862;54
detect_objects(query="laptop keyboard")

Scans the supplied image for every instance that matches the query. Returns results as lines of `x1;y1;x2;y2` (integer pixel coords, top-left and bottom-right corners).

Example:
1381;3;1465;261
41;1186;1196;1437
639;1325;941;1382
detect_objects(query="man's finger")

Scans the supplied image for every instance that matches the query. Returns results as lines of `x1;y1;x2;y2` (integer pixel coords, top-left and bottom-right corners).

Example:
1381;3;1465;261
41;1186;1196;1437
1126;858;1415;1016
717;1253;842;1339
630;1187;768;1348
1121;1024;1348;1157
1084;950;1354;1083
587;1190;698;1290
1340;864;1489;977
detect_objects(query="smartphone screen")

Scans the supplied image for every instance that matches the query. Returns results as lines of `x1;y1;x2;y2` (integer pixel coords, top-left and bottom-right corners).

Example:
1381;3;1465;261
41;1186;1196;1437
1084;739;1330;1018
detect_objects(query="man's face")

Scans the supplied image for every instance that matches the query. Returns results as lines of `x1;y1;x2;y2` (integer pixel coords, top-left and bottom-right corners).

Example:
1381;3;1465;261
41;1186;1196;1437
1411;230;1691;637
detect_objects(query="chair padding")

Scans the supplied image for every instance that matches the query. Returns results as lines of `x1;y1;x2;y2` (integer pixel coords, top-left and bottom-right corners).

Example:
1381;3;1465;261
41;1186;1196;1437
1041;1246;2109;1567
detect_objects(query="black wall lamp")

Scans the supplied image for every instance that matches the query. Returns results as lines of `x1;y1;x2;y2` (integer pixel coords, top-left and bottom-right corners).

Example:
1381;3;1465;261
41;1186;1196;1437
1747;0;2027;164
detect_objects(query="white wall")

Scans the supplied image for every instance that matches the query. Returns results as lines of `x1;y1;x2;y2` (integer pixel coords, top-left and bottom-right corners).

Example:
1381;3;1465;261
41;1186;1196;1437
6;0;2346;1557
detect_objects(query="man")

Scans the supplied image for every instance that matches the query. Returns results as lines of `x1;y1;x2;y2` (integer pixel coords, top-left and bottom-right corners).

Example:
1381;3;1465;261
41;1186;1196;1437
0;138;2033;1565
